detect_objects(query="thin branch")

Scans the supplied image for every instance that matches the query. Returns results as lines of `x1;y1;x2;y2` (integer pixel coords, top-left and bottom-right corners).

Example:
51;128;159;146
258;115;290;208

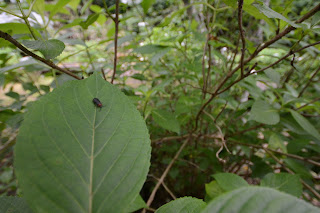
298;66;320;97
238;0;245;77
111;0;120;84
0;131;18;155
149;175;176;200
0;30;81;80
144;137;191;211
255;41;320;74
227;139;320;167
101;68;107;80
264;148;320;199
296;97;320;110
214;101;228;123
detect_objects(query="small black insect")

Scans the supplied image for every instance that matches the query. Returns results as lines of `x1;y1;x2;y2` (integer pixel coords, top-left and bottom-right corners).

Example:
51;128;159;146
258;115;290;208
92;98;103;108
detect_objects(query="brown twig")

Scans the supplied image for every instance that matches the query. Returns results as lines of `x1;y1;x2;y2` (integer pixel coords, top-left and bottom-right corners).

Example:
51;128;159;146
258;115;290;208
214;101;228;123
227;139;320;167
101;68;107;81
149;175;176;200
264;148;320;199
296;97;320;110
0;131;18;155
0;30;81;80
143;137;192;211
238;0;245;77
298;66;320;97
111;0;120;84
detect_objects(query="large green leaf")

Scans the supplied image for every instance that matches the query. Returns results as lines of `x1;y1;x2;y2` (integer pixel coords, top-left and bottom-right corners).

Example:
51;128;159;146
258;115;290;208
261;173;302;197
201;186;320;213
249;100;280;125
152;109;180;134
14;73;151;213
0;196;33;213
22;39;65;59
156;197;206;213
213;173;248;192
289;110;320;140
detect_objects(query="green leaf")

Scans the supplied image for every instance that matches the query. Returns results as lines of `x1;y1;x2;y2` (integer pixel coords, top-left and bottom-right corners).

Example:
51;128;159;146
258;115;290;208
268;133;287;153
80;13;100;29
141;0;156;14
283;159;312;179
202;186;320;213
0;58;40;73
152;109;180;133
205;181;225;200
22;39;65;59
289;110;320;140
253;3;301;28
249;100;280;125
49;0;71;19
213;173;249;192
126;194;147;212
260;173;302;197
28;0;45;17
156;197;206;213
0;196;34;213
134;45;171;54
265;69;280;86
14;73;151;213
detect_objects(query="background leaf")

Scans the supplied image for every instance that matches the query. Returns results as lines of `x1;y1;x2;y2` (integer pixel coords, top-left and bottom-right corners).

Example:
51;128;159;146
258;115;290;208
152;109;180;134
141;0;156;14
14;73;151;213
156;197;206;213
213;173;249;192
249;100;280;125
260;173;302;197
289;110;320;140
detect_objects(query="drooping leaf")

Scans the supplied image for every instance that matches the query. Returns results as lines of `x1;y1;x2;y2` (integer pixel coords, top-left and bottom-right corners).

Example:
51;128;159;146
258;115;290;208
152;109;180;133
141;0;156;14
0;196;34;213
212;173;248;192
249;100;280;125
289;110;320;140
202;186;320;213
260;173;302;197
14;73;151;213
22;39;65;59
156;197;206;213
253;3;301;28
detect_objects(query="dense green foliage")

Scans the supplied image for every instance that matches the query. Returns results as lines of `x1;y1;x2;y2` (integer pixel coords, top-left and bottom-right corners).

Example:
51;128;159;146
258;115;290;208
0;0;320;212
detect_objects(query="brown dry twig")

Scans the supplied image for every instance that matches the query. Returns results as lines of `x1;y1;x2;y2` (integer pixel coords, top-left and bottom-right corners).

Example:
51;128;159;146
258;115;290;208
111;0;120;84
